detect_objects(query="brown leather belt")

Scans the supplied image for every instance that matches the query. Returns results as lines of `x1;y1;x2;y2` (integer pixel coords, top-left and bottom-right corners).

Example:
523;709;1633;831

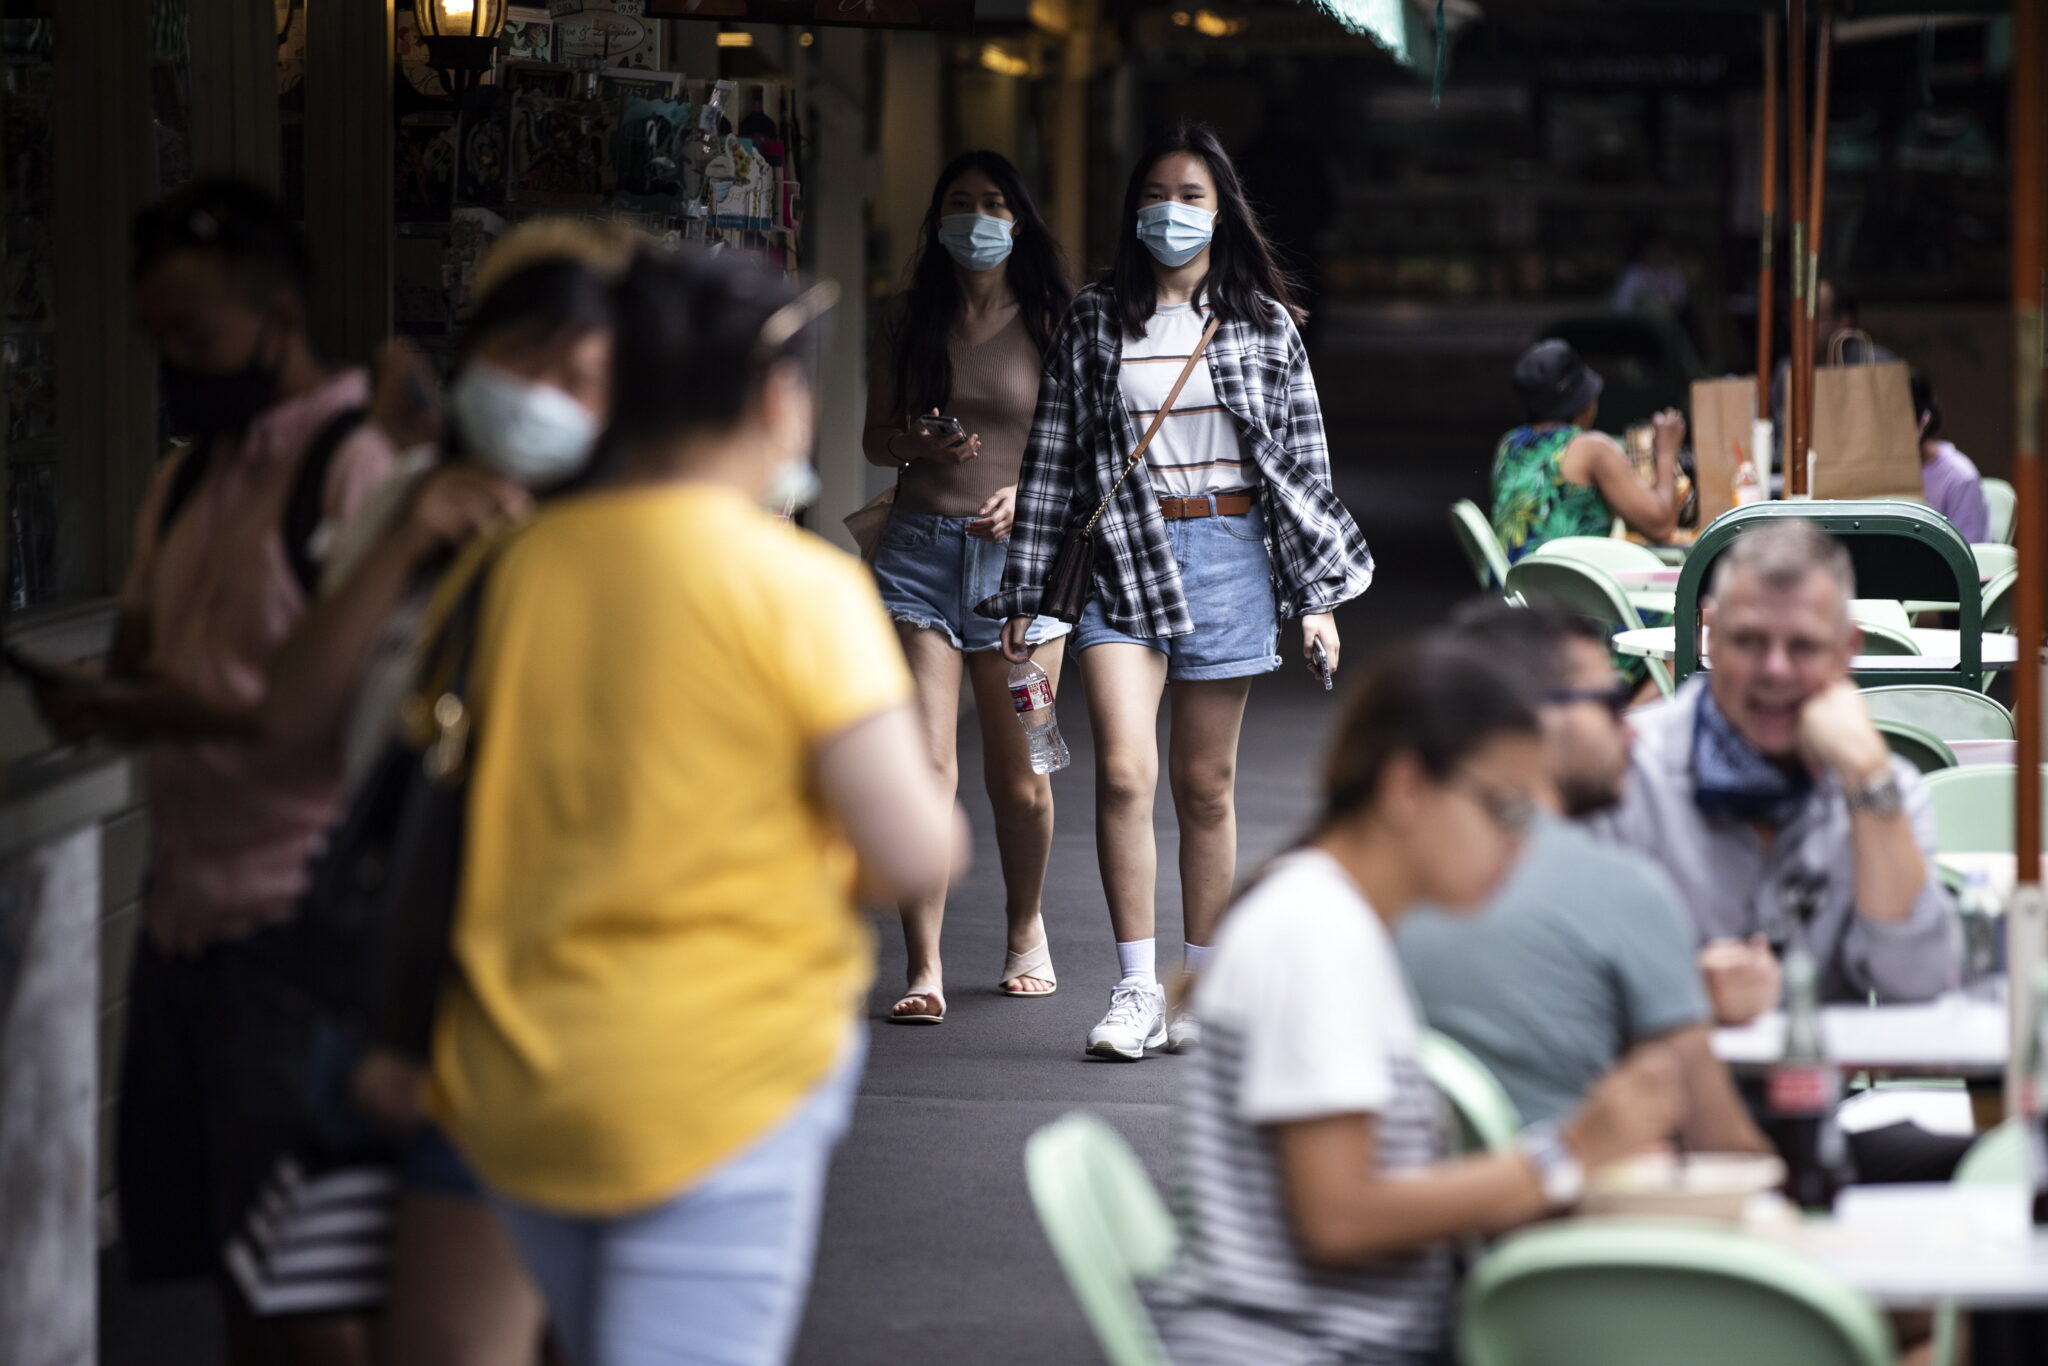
1159;493;1254;520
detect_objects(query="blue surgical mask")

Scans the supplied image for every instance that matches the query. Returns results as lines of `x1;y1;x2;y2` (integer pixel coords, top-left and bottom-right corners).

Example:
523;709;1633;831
451;361;600;488
937;213;1016;273
1135;201;1215;268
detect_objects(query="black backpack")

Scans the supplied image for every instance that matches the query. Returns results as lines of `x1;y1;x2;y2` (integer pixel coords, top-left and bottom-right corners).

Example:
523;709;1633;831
157;406;370;595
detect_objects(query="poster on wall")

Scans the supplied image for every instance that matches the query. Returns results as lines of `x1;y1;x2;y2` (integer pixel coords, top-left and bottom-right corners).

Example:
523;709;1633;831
644;0;973;29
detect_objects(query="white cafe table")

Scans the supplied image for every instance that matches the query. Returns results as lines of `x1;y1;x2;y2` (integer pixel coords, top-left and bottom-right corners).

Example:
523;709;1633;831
1745;1184;2048;1310
1712;996;2007;1079
1612;626;2022;674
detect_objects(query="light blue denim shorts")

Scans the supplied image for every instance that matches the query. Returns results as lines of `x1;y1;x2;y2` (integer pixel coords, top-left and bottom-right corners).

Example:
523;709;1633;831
871;509;1072;654
1074;500;1283;682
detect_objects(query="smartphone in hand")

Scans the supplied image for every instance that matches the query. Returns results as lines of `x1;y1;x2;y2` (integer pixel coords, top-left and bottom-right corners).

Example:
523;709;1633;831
1311;641;1334;692
918;414;967;442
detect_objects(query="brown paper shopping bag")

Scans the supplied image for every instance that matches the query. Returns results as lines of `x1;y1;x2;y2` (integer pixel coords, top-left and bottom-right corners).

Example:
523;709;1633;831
842;485;896;562
1688;376;1759;526
1809;332;1922;500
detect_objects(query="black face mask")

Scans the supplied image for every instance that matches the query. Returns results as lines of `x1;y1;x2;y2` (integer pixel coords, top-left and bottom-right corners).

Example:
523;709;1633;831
160;333;281;438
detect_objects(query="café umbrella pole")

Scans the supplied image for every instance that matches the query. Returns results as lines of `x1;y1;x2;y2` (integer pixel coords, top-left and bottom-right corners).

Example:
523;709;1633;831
1784;0;1809;496
1798;0;1832;497
2009;0;2046;1115
1757;13;1779;474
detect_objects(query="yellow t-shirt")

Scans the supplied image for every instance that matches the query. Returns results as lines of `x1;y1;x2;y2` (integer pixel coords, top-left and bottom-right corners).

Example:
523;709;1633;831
428;484;911;1215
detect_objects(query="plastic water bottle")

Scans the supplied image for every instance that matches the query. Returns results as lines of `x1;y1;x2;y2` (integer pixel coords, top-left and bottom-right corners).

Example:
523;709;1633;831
1008;659;1070;775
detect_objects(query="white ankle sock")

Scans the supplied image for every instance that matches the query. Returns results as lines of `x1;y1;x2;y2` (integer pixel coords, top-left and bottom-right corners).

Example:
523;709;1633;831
1182;942;1213;976
1116;939;1157;984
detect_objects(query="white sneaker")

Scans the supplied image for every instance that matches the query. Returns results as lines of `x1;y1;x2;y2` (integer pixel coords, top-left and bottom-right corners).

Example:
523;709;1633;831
1087;978;1167;1061
1166;1005;1201;1054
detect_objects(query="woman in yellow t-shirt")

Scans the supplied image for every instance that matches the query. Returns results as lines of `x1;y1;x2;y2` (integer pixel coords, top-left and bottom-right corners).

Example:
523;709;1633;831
430;249;965;1365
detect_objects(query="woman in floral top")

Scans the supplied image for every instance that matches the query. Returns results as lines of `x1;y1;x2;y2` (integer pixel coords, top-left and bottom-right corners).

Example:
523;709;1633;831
1490;339;1684;564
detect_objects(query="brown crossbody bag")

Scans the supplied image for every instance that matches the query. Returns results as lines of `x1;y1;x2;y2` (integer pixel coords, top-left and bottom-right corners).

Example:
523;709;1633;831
1040;313;1221;624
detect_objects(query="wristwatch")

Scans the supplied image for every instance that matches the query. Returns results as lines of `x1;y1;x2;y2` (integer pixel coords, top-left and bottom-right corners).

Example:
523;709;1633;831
1844;770;1904;818
1517;1121;1585;1210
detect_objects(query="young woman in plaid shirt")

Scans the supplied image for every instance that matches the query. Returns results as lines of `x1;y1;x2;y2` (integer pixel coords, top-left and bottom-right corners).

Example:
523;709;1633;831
983;125;1374;1061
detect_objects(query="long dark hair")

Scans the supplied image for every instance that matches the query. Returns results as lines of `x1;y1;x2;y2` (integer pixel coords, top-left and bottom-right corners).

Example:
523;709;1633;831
891;150;1072;421
1110;123;1303;338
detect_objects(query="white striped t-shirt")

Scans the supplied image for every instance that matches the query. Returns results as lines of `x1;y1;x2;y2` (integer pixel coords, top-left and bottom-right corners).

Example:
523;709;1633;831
1120;301;1249;499
1149;849;1454;1365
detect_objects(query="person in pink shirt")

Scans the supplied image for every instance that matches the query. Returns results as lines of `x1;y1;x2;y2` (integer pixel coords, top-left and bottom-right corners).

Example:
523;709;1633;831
33;179;396;1366
1911;371;1990;546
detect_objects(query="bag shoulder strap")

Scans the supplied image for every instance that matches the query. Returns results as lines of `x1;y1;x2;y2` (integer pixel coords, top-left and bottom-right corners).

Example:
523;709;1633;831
283;406;370;596
157;438;215;540
1082;312;1222;535
154;405;370;598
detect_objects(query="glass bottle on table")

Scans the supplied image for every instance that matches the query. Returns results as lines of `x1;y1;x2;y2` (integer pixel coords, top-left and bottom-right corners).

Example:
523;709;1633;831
1764;947;1855;1211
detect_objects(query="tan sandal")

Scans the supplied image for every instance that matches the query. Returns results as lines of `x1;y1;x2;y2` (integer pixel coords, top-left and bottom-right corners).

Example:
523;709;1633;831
999;939;1058;998
887;986;945;1025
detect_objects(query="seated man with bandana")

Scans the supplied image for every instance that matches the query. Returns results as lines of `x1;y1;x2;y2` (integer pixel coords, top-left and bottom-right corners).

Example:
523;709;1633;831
1584;521;1963;1180
1584;519;1959;1023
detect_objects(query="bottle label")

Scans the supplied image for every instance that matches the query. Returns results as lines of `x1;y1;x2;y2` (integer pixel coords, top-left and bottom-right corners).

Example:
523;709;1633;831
1767;1064;1834;1115
1010;676;1053;714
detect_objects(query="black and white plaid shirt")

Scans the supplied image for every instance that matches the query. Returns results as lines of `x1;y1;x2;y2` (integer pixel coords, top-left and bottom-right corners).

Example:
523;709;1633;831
976;283;1374;638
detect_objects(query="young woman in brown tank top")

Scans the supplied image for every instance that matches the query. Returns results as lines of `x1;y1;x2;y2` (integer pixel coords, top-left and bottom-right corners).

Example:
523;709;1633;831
861;150;1074;1024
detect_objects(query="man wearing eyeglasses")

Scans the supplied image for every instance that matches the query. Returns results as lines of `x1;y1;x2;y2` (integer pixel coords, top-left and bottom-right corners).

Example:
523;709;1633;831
1586;520;1959;1030
1397;602;1770;1149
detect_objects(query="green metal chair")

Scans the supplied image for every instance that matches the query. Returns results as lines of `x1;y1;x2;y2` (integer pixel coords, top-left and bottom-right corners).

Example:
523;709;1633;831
1977;567;2021;690
1957;1117;2028;1182
1921;764;2048;854
1853;621;1922;657
1505;556;1675;697
1860;686;2014;742
1875;718;1957;774
1461;1220;1894;1366
1418;1029;1522;1155
1982;568;2020;634
1930;1119;2028;1366
1532;537;1675;615
1024;1112;1175;1366
1983;477;2018;545
1974;543;2018;581
1849;599;1911;634
1676;501;1982;692
1452;499;1512;593
1908;545;2019;615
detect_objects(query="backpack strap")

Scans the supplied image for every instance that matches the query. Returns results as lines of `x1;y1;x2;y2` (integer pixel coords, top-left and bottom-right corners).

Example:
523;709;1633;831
155;405;370;598
157;438;215;540
281;406;369;596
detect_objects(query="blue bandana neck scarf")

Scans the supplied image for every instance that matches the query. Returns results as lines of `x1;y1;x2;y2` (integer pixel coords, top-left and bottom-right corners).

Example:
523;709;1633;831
1691;688;1814;826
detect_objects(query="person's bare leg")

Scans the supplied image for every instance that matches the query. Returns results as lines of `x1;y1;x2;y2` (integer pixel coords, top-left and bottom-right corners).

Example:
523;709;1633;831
1080;643;1170;945
384;1192;547;1366
892;625;964;1019
967;638;1066;993
1166;677;1253;955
